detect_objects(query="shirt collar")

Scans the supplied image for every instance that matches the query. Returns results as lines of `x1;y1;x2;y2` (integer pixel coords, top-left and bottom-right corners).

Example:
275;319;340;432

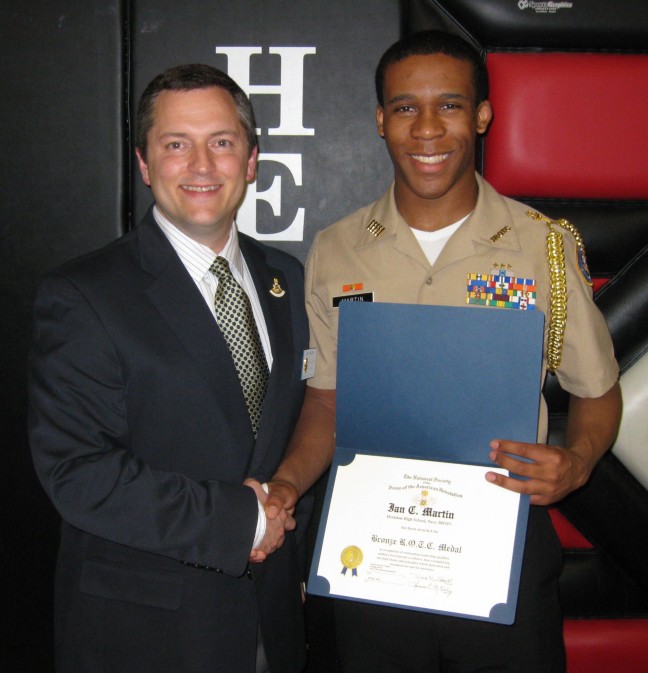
152;206;244;281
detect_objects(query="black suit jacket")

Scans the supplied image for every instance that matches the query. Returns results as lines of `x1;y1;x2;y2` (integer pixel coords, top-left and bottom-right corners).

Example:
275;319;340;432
28;210;309;673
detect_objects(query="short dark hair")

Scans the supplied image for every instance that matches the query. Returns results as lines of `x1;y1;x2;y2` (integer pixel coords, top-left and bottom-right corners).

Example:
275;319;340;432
375;30;488;107
135;64;258;159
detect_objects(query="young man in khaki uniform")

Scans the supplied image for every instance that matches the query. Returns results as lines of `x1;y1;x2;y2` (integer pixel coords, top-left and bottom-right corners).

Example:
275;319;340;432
266;30;621;672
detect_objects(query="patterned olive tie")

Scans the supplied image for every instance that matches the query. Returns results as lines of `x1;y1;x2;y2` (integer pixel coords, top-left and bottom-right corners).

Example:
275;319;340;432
209;257;269;436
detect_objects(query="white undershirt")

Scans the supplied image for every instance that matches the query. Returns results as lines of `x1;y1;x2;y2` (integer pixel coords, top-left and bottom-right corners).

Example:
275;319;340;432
153;206;268;549
411;214;469;266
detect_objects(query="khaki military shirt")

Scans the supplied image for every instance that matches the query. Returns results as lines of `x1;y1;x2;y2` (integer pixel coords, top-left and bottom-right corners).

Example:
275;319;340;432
305;174;618;441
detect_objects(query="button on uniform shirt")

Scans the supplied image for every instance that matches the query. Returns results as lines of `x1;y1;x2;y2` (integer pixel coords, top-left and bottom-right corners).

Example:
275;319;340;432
154;205;270;547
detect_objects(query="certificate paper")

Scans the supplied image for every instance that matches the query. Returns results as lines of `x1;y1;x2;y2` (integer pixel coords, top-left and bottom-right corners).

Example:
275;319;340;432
308;449;525;623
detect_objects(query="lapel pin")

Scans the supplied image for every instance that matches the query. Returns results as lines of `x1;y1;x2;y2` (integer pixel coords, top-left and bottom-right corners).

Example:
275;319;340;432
269;278;285;297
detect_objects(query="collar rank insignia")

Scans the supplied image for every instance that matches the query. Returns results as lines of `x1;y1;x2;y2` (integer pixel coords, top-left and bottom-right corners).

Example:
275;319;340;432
366;219;385;238
489;225;511;243
269;278;285;297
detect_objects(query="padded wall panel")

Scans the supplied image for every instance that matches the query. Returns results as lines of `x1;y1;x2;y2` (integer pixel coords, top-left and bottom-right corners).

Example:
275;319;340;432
614;352;648;489
560;452;648;597
484;53;648;200
595;244;648;373
559;551;648;617
3;3;125;671
548;509;592;549
130;0;400;262
404;0;648;50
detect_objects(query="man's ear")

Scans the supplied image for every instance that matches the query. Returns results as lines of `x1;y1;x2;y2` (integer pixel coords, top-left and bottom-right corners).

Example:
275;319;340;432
135;148;151;186
476;100;493;136
376;105;385;138
246;145;258;183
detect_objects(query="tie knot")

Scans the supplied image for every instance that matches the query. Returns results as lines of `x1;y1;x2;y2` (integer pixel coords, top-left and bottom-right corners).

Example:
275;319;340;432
209;256;232;281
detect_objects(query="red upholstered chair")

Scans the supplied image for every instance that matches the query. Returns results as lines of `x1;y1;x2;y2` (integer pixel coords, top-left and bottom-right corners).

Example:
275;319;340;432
564;619;648;673
405;1;648;670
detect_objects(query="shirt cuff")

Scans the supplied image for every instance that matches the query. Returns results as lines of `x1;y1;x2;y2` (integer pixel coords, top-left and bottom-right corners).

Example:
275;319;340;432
251;482;269;550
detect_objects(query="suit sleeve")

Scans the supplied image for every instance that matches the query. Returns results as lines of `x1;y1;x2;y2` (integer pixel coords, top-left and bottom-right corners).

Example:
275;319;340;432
28;273;258;576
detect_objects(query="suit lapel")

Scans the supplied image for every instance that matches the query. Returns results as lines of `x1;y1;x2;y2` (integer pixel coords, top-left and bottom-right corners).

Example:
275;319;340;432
135;214;294;458
239;235;295;459
137;213;248;424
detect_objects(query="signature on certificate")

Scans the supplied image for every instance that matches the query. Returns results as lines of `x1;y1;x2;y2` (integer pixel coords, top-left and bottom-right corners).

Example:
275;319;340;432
411;574;454;596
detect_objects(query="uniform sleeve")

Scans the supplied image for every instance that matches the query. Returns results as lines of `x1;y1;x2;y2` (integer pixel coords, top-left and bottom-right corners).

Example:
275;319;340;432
553;235;619;398
305;232;338;390
28;274;258;576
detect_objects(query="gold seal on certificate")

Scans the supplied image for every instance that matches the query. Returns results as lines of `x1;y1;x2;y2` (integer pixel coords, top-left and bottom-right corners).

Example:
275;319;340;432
340;545;363;576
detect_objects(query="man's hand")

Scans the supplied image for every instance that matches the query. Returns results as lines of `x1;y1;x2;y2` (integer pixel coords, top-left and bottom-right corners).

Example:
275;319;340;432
485;383;622;506
245;478;295;563
265;479;300;521
485;439;591;506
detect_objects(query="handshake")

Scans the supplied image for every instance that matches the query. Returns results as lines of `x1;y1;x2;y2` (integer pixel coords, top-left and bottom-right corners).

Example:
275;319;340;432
245;477;301;563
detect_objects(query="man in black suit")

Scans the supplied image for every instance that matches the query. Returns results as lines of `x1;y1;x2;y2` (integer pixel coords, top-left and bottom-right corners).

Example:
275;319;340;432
28;64;308;673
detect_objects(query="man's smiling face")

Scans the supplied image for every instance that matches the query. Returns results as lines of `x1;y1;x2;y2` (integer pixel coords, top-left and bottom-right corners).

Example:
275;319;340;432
376;53;492;224
136;86;257;252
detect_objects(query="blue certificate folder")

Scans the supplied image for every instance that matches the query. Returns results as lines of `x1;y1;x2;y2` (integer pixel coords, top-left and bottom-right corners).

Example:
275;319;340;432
307;302;545;624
